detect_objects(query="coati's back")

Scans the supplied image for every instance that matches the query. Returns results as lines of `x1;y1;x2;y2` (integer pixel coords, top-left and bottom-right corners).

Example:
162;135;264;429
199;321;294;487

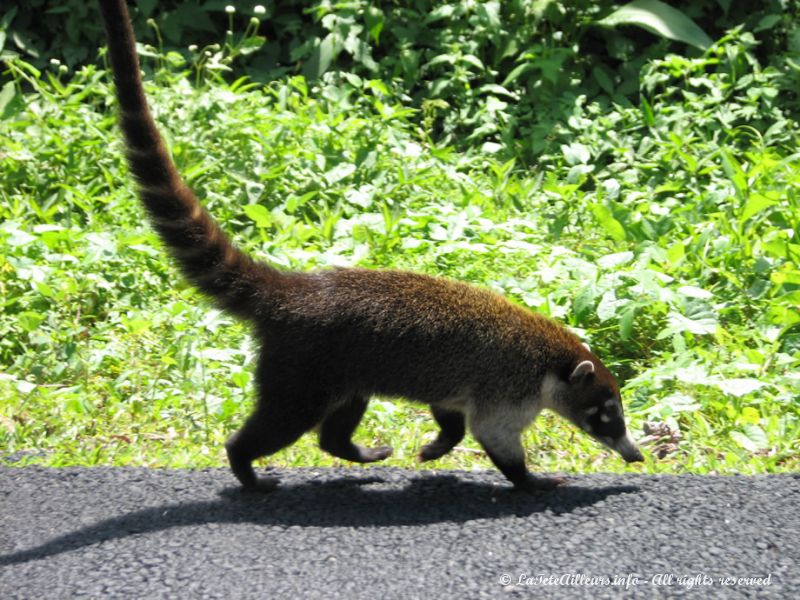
267;267;586;401
98;0;643;493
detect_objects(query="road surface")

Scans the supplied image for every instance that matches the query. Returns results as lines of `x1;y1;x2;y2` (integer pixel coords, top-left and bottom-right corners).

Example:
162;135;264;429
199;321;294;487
0;466;797;598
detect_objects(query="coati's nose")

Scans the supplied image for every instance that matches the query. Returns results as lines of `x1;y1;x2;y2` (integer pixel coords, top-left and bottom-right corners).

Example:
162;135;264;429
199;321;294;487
613;432;645;463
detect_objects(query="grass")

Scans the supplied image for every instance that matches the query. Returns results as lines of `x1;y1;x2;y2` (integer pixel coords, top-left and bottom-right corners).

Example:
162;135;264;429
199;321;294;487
1;31;798;478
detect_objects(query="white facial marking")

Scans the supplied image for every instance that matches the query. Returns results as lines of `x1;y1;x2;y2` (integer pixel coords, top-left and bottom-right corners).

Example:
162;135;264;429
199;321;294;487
600;413;611;423
585;406;599;416
604;399;615;409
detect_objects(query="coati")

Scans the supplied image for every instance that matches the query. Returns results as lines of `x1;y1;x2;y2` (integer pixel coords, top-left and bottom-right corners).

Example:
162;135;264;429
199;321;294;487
97;0;644;493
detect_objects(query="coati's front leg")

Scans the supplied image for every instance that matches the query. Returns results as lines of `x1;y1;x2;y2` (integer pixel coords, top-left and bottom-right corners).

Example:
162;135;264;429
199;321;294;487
470;411;566;492
319;395;393;462
418;407;466;461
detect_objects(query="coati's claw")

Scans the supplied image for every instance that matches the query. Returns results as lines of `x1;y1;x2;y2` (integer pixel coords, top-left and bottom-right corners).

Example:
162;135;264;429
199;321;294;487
514;475;566;493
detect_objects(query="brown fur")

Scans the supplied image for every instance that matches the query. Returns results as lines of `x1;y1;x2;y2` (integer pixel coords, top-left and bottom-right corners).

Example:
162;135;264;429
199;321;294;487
98;0;640;492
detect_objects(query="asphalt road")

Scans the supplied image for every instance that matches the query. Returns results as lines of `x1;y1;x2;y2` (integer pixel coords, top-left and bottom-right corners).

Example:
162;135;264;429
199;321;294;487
0;466;797;599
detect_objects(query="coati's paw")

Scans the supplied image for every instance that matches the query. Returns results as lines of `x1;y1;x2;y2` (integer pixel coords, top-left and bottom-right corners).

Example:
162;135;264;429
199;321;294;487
513;474;566;493
242;476;280;493
359;445;393;462
320;441;392;463
417;441;454;462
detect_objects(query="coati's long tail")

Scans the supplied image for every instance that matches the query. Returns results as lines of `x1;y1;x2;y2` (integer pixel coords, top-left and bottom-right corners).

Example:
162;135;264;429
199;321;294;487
98;0;279;319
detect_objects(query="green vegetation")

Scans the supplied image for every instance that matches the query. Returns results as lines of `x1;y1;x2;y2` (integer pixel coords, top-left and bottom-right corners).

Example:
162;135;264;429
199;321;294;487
1;1;798;476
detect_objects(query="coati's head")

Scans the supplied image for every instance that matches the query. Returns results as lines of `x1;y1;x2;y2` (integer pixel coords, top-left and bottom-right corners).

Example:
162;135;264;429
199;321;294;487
545;354;644;464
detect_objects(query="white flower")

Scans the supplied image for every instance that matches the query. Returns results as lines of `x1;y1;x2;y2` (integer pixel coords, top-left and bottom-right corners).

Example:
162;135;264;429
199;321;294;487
254;5;266;14
225;5;235;14
188;44;198;52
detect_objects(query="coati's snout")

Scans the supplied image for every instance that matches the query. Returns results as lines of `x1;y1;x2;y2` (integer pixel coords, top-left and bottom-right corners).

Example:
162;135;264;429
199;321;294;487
612;432;645;463
551;359;645;464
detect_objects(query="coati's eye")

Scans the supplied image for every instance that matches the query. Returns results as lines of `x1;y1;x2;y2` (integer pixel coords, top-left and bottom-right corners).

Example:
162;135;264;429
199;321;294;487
602;398;619;417
583;397;625;438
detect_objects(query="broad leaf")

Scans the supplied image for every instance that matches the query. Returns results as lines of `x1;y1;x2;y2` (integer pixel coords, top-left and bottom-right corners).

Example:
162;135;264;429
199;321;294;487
597;0;713;51
304;35;336;80
243;204;271;228
741;193;777;222
0;81;24;120
590;204;626;242
730;425;768;451
717;378;765;397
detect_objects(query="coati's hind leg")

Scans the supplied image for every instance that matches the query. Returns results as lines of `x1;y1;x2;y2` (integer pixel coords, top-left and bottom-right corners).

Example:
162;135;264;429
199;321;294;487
319;395;393;463
469;410;566;492
418;407;465;461
225;389;324;492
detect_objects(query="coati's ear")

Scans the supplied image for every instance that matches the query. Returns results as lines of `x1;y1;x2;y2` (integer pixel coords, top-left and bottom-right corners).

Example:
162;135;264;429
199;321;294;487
569;360;595;383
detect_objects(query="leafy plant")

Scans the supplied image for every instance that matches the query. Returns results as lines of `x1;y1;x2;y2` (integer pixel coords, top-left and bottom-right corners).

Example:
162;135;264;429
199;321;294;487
4;1;799;161
1;3;798;475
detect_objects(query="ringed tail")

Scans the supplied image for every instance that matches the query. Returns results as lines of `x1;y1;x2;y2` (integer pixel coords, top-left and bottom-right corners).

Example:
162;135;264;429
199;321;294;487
98;0;278;318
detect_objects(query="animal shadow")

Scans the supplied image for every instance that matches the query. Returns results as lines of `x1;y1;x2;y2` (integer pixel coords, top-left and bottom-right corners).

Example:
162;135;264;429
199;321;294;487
0;472;639;566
